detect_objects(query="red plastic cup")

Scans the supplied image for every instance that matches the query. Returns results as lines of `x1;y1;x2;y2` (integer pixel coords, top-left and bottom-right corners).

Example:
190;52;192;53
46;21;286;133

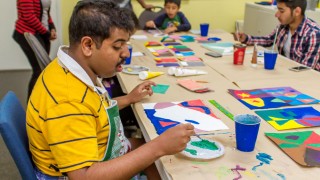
233;44;246;65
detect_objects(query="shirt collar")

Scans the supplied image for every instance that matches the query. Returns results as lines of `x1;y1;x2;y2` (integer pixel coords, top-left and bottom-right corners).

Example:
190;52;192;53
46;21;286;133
57;45;106;94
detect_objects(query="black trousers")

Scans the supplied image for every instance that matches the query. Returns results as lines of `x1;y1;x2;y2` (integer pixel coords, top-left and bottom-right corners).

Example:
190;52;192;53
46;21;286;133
12;30;50;99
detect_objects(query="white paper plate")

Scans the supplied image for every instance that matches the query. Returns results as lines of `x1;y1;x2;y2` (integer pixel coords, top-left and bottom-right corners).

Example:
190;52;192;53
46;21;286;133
122;66;149;75
181;137;224;160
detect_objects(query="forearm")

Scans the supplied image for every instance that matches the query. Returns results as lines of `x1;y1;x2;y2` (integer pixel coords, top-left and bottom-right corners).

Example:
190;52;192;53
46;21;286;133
137;0;147;8
177;24;191;32
113;95;131;110
247;27;278;46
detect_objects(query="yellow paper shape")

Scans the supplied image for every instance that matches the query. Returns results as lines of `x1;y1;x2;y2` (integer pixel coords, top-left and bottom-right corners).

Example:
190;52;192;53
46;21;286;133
242;98;265;107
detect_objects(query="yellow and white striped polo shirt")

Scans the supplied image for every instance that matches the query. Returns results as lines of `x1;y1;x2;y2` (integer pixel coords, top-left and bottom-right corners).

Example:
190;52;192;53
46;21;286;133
26;46;110;176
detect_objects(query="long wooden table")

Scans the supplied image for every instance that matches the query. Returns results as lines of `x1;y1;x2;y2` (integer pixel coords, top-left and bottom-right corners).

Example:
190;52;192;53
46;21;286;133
116;30;320;179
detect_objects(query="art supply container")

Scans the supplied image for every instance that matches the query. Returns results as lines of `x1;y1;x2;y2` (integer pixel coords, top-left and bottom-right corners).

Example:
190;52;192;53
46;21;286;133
124;45;133;64
200;23;209;37
139;71;164;80
233;44;246;65
234;114;261;152
264;50;278;70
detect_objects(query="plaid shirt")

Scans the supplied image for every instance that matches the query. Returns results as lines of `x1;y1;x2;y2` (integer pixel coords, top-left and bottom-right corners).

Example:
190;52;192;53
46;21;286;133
247;18;320;71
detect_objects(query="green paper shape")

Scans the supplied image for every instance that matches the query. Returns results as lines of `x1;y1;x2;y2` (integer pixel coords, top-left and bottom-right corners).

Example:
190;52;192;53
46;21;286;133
265;131;313;145
152;84;169;94
279;143;299;148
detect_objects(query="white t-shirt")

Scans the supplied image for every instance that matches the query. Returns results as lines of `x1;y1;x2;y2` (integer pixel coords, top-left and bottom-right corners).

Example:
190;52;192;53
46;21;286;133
284;30;292;58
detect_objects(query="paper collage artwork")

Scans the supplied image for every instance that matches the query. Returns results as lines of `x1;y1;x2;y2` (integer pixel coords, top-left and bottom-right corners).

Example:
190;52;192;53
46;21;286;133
142;99;229;134
228;87;319;110
265;131;320;166
255;107;320;130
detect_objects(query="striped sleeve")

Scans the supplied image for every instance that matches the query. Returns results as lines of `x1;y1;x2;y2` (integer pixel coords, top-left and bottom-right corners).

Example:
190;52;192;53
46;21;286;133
247;26;280;47
299;31;320;69
44;101;100;173
17;0;48;34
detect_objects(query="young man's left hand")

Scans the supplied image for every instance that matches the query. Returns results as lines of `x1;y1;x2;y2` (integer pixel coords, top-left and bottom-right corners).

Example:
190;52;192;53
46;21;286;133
128;81;156;104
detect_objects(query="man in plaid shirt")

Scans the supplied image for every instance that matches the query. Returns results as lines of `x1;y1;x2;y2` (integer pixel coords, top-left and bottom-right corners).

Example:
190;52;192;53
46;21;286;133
238;0;320;71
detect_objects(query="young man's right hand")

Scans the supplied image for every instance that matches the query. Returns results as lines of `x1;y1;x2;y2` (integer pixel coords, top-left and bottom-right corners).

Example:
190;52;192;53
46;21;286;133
234;32;248;43
154;123;195;156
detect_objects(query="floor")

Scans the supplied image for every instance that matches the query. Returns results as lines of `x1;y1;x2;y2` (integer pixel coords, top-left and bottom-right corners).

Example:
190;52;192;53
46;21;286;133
0;134;21;179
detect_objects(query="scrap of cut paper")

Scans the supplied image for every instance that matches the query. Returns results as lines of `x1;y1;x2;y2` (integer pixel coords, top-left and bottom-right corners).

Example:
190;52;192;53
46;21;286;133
142;99;229;134
228;87;319;110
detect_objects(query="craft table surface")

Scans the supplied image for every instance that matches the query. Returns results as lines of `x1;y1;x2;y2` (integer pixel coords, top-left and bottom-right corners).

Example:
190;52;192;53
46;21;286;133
116;30;320;179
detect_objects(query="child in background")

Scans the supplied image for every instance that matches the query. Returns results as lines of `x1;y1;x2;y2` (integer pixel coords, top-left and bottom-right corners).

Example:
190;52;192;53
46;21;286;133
145;0;191;34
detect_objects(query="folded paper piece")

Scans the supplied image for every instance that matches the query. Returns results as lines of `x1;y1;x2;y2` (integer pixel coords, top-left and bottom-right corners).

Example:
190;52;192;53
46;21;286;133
167;67;207;76
201;42;234;55
142;99;229;134
139;71;164;80
177;79;209;93
228;87;319;110
265;131;320;167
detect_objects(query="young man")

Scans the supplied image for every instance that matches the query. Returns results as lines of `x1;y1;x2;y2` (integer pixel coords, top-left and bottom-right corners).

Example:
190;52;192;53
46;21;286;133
145;0;191;34
26;1;195;179
238;0;320;71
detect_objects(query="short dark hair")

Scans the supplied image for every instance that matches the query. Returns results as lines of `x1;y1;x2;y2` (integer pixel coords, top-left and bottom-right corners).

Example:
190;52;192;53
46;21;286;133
165;0;181;7
69;0;135;48
276;0;307;16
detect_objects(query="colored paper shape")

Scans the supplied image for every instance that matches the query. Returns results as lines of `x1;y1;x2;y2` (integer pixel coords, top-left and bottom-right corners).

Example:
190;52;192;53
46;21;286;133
178;56;202;61
156;62;180;67
177;79;209;92
142;99;229;134
163;42;182;46
229;87;319;110
180;61;205;67
154;57;178;63
255;107;320;130
152;84;169;94
265;131;320;166
201;42;234;55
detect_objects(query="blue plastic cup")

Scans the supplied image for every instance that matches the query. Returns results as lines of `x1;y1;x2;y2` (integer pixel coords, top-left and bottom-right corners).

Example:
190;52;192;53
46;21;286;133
234;114;261;152
272;0;277;5
264;50;278;70
200;23;209;37
124;45;133;64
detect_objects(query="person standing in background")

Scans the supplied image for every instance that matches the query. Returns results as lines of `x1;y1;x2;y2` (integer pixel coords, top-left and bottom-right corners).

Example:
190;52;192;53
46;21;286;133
112;0;154;29
13;0;57;99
